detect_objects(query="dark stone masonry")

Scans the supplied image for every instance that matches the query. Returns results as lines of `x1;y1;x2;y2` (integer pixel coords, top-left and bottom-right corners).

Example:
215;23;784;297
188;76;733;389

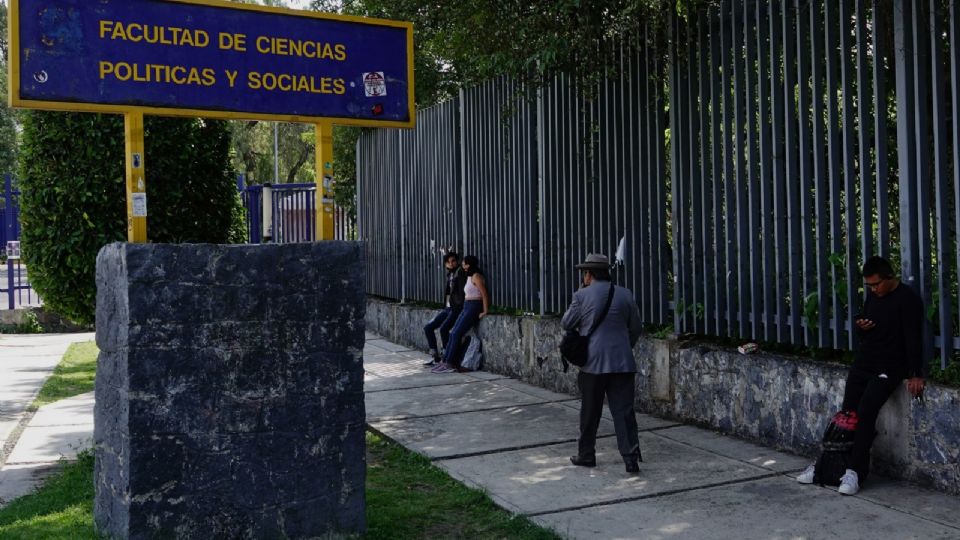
94;242;366;539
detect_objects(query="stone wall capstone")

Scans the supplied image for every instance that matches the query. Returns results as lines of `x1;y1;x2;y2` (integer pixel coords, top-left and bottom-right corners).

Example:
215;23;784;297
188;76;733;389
95;242;367;539
368;297;960;495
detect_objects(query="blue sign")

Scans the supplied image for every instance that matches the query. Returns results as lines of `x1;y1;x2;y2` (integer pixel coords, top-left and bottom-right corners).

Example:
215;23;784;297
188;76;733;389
10;0;415;126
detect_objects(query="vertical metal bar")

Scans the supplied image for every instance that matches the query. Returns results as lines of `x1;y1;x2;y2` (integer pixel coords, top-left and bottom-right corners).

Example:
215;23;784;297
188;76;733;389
459;88;469;259
699;10;715;336
895;0;919;285
691;10;706;334
912;0;934;366
857;0;875;262
745;0;762;339
779;0;800;343
671;10;683;332
644;30;657;322
5;258;12;310
811;0;831;347
931;0;951;368
841;0;859;349
648;32;659;322
795;0;814;344
722;0;736;335
951;0;960;369
760;0;777;341
657;29;670;324
873;0;891;255
734;0;749;337
825;0;844;347
710;6;726;336
537;83;547;315
634;39;646;320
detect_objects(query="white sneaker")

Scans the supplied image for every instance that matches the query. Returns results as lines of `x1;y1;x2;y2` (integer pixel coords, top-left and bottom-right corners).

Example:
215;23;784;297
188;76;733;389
838;469;860;495
796;464;816;484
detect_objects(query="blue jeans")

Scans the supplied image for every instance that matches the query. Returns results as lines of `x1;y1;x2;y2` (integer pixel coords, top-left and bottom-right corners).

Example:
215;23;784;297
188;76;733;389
443;300;483;366
424;306;461;353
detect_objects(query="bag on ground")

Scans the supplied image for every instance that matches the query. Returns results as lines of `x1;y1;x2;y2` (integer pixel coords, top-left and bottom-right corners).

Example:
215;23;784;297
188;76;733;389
813;410;859;486
460;335;483;371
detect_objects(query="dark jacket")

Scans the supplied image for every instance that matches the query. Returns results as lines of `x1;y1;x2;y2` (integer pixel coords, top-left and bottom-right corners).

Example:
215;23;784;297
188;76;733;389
561;280;643;374
855;282;925;379
445;268;467;308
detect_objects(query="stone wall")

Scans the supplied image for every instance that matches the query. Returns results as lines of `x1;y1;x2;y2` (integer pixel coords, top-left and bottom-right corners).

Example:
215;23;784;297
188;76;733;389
369;298;960;495
95;242;367;539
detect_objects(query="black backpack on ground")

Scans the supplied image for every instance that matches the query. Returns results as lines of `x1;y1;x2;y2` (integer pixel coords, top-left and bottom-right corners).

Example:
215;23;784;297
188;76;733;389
813;410;859;486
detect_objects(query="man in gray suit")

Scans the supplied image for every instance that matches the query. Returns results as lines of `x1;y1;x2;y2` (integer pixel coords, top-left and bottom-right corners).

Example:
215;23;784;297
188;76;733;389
562;253;644;473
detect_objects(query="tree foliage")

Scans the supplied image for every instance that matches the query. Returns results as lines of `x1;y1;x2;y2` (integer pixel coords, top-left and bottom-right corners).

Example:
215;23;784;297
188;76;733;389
315;0;669;106
18;112;243;324
230;121;315;185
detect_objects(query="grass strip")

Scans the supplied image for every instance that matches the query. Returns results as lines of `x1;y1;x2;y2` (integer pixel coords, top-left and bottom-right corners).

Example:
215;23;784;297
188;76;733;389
0;433;559;539
365;430;559;539
0;451;97;539
31;342;98;409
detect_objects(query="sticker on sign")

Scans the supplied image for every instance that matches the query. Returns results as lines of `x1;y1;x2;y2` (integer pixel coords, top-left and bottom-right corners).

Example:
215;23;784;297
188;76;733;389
132;193;148;217
363;72;387;97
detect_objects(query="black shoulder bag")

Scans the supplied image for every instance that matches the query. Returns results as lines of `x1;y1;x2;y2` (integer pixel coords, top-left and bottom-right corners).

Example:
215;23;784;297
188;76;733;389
559;283;615;373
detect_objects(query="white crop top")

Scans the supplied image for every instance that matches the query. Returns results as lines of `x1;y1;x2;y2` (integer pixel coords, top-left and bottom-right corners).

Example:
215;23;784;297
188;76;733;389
464;275;482;300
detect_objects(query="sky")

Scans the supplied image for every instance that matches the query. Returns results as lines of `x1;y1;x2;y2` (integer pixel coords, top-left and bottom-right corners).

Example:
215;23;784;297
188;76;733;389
285;0;314;10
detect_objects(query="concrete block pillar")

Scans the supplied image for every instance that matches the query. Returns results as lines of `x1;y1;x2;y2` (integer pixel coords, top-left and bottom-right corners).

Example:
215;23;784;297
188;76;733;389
94;242;366;539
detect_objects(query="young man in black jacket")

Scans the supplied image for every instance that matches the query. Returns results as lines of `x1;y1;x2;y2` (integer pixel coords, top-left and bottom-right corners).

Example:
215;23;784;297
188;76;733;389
797;256;926;494
423;252;467;367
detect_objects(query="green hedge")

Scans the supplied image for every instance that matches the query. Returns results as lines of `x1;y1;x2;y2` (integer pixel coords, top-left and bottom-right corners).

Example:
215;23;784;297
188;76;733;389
18;112;245;325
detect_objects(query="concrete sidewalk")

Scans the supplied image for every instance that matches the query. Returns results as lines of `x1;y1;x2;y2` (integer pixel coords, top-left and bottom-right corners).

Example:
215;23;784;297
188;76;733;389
364;333;960;540
0;332;95;506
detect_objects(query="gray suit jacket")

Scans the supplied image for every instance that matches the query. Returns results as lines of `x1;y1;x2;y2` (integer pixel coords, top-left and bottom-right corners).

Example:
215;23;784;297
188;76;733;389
561;280;643;374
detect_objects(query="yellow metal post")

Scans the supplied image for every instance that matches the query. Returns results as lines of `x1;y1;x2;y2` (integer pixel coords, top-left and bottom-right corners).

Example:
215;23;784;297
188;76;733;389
315;122;335;240
124;111;148;243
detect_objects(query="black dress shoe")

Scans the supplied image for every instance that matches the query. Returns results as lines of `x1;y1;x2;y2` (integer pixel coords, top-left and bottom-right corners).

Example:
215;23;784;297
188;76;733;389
569;456;596;467
625;460;640;473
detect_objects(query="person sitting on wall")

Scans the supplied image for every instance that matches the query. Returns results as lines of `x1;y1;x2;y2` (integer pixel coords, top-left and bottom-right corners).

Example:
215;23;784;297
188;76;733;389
797;255;926;495
423;251;467;368
432;255;489;374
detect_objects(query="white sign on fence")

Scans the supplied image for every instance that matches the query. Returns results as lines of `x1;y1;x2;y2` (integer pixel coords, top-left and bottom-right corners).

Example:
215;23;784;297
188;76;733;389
6;241;20;259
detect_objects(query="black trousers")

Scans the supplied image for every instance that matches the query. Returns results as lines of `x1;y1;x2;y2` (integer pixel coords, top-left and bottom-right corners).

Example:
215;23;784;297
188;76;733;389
577;372;641;462
841;367;902;479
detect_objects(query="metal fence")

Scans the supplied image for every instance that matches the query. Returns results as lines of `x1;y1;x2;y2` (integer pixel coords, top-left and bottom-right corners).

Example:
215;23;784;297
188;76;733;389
1;174;20;247
397;98;463;304
357;128;403;299
1;260;40;310
539;34;671;320
0;173;39;310
461;80;540;312
357;0;960;367
239;178;354;244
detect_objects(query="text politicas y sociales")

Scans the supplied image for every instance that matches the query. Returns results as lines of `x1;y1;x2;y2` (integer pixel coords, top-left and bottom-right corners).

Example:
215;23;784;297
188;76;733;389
96;20;349;95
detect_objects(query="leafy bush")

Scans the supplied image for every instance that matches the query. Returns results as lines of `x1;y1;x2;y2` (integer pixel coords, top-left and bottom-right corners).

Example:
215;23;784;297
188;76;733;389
928;358;960;388
18;112;244;325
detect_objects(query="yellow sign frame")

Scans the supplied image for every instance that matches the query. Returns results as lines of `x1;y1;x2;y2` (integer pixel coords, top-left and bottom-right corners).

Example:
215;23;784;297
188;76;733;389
8;0;416;243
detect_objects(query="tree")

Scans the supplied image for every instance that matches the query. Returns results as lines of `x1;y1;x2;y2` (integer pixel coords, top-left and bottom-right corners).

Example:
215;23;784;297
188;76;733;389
18;112;244;324
230;121;315;185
